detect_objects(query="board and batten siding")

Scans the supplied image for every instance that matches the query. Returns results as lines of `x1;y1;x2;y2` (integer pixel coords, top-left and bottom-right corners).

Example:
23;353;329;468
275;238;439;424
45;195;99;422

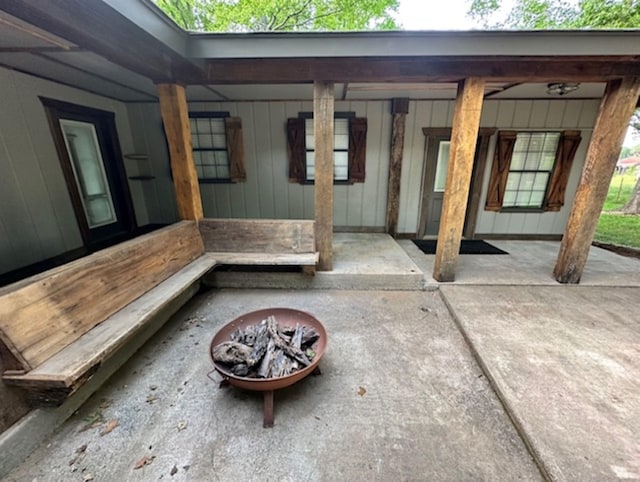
0;66;147;275
397;98;599;235
129;100;392;228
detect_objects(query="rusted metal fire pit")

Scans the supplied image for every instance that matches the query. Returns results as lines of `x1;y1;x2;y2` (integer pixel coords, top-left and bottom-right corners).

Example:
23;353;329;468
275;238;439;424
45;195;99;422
210;307;327;427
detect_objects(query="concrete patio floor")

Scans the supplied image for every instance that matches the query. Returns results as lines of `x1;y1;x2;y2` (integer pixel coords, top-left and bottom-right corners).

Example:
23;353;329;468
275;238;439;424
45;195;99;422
3;236;640;481
4;289;542;481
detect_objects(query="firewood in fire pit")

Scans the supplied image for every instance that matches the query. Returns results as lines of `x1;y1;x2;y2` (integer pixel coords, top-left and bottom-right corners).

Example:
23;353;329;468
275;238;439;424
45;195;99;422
212;316;319;379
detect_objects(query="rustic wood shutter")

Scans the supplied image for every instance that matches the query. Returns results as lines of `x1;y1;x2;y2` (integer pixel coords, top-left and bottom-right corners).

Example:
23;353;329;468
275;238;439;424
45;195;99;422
545;130;582;211
348;117;367;183
224;117;246;183
485;130;517;211
287;118;306;183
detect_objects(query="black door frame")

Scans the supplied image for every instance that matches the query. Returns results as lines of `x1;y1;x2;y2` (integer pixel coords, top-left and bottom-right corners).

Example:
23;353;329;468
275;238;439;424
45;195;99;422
41;97;136;251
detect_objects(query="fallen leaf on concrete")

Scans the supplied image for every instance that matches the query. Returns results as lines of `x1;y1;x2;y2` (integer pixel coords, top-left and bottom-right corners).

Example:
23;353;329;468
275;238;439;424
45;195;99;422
134;455;155;470
177;421;187;431
357;386;367;396
99;399;113;409
100;419;119;436
146;394;159;404
170;465;178;476
83;474;94;481
150;385;158;391
69;444;88;466
80;412;104;432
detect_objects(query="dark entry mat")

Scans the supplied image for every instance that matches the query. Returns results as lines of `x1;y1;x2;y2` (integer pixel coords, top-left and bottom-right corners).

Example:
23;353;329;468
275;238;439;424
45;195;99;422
412;239;508;255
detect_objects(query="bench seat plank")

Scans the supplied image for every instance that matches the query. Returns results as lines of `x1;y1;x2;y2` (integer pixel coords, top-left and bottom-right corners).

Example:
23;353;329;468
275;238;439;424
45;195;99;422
207;252;319;266
2;257;217;393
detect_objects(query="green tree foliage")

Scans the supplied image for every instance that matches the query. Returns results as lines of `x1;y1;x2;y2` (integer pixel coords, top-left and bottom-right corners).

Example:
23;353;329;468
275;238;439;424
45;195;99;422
468;0;640;29
154;0;400;32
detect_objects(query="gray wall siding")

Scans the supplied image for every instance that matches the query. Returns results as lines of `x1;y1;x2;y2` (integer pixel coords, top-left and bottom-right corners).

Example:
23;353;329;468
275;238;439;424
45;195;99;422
133;100;394;227
0;67;146;274
397;98;599;235
129;97;600;238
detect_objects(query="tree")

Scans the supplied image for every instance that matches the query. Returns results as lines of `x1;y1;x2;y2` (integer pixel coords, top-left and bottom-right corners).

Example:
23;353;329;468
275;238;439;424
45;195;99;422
154;0;400;32
468;0;640;29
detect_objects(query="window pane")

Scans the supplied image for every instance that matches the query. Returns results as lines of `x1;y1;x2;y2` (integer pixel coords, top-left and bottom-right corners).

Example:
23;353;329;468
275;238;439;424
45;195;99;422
516;190;532;206
520;173;536;190
217;164;230;179
524;150;542;170
510;151;526;170
210;118;226;134
196;134;213;148
433;141;450;192
212;134;227;148
305;119;314;150
506;172;521;190
503;191;517;206
334;150;349;180
540;152;556;171
530;191;545;207
533;173;549;190
334;119;349;150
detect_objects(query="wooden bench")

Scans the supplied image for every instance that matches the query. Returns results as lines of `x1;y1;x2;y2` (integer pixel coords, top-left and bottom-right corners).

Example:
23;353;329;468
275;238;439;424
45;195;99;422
0;218;317;405
0;221;216;404
199;218;319;274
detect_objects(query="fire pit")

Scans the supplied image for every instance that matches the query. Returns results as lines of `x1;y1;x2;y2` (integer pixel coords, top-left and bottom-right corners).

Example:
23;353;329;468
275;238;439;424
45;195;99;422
209;307;327;427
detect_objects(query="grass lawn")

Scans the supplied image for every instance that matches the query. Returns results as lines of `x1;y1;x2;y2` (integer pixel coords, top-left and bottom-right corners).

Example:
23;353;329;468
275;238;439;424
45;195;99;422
594;168;640;249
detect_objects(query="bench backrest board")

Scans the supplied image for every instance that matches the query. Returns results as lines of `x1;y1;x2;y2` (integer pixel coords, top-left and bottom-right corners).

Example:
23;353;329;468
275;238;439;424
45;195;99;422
0;221;204;370
199;219;316;254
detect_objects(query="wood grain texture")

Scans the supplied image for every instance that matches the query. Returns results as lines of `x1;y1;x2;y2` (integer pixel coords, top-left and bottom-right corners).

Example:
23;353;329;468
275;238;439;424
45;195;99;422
205;57;640;85
157;83;203;221
554;78;640;284
314;81;335;271
207;252;318;266
199;218;316;254
0;221;204;369
385;111;407;237
433;78;486;282
2;257;215;392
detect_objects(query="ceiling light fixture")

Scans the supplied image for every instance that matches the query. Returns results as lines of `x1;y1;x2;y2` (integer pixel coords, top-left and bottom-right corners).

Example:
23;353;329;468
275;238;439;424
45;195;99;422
547;82;580;96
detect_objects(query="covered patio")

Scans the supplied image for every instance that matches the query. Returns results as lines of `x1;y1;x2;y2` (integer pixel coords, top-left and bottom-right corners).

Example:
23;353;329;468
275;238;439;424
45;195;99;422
2;244;639;480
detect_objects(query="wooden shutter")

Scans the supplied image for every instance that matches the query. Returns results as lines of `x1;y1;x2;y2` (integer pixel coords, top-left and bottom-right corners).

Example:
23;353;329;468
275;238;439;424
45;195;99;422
348;117;367;183
225;117;246;183
545;130;582;211
287;118;306;183
485;131;517;211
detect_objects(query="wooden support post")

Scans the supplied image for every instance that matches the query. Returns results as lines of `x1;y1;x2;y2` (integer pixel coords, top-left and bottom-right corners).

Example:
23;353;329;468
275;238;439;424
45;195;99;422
554;77;640;284
385;98;410;237
314;81;335;271
157;83;203;221
433;78;485;282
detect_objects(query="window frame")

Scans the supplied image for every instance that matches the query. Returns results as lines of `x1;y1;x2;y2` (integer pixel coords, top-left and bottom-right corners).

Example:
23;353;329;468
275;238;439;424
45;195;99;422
188;111;232;184
484;129;582;213
299;111;356;185
501;131;561;212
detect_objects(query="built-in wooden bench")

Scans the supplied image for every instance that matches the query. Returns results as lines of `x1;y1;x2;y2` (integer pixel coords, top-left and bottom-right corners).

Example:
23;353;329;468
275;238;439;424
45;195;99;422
0;221;215;404
0;218;317;405
199;218;319;273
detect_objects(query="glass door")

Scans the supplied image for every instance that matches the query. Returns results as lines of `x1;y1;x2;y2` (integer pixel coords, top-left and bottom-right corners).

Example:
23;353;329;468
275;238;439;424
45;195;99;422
43;98;135;251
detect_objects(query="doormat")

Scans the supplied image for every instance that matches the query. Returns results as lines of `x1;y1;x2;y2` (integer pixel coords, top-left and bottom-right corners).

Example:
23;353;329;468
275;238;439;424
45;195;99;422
412;239;508;255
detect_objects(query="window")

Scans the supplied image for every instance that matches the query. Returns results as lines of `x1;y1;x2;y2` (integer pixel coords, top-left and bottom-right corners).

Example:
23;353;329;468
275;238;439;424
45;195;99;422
188;112;246;183
433;141;451;192
485;130;581;212
503;132;560;209
286;113;367;184
305;117;350;181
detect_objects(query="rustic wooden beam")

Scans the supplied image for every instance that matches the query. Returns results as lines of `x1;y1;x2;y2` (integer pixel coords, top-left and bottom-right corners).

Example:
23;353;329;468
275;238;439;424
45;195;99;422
385;98;410;237
433;78;485;282
554;77;640;284
314;81;335;271
205;57;640;84
157;83;204;221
